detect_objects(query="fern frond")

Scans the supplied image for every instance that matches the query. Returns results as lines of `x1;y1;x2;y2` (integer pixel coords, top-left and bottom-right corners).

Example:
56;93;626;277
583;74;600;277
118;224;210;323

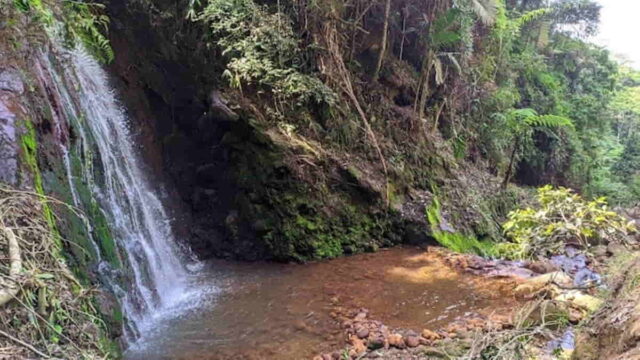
516;8;551;28
469;0;498;25
528;114;573;128
509;108;538;119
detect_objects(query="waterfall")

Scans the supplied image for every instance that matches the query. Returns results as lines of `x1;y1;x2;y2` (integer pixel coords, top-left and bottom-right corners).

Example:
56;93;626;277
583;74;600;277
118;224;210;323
37;43;198;342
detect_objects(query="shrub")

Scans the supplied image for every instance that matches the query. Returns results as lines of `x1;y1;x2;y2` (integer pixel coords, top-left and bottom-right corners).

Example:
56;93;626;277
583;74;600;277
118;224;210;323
502;185;636;259
196;0;336;107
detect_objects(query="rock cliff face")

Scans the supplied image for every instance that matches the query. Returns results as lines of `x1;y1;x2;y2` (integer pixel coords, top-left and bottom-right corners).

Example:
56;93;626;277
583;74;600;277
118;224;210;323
1;0;519;265
0;68;23;186
101;0;522;262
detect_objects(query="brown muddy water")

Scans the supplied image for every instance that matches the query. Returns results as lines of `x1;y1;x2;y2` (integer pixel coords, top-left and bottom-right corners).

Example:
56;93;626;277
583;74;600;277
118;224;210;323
124;247;517;360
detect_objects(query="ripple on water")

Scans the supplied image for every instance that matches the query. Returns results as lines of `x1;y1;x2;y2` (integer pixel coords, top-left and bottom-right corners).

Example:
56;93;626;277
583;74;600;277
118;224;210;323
125;246;518;360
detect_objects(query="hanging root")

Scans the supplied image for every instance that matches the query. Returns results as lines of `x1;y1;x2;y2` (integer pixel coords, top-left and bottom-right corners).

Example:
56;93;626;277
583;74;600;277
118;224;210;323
0;227;21;306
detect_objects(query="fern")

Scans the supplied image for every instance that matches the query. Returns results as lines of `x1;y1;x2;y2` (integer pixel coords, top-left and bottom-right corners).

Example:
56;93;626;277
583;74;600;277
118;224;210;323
528;114;574;129
505;108;573;131
469;0;498;25
196;0;336;106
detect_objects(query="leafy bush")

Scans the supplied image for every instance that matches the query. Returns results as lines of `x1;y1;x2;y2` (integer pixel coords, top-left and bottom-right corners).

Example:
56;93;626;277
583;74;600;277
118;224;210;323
501;185;636;259
63;1;114;63
14;0;114;63
196;0;336;106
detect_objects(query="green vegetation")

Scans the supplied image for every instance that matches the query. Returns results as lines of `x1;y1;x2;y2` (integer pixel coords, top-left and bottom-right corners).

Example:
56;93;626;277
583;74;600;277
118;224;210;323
13;0;113;63
195;0;336;107
502;185;636;258
19;119;61;249
426;196;498;257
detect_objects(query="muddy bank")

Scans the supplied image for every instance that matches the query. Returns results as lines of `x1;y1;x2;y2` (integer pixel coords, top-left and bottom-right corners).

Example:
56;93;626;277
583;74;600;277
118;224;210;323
124;247;520;360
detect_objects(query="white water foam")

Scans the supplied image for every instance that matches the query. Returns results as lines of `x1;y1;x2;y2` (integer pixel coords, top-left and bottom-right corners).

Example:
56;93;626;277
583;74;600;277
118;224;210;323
40;41;214;343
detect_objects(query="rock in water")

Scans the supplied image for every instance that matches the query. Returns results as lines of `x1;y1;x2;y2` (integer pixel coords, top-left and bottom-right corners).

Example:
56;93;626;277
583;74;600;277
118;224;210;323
388;333;405;349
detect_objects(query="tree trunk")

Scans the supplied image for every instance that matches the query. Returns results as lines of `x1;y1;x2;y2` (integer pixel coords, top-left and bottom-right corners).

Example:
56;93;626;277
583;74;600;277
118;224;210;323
417;49;435;130
373;0;391;81
502;136;520;189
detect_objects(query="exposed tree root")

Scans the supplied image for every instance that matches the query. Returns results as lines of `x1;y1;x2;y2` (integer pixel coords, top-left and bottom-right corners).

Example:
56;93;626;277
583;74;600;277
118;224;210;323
0;228;21;307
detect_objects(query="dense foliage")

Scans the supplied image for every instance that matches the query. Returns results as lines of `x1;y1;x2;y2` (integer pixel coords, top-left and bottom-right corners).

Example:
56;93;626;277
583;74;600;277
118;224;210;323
187;0;640;205
12;0;113;63
501;185;635;258
196;0;336;108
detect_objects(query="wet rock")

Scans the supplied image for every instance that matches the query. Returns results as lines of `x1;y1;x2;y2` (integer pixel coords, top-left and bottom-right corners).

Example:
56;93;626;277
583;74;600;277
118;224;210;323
405;335;420;348
421;329;441;341
387;333;405;349
526;260;560;274
514;271;573;298
367;334;385;350
208;89;238;122
555;290;603;312
0;69;24;94
356;327;369;339
354;311;368;321
0;98;17;185
195;163;219;182
350;335;367;355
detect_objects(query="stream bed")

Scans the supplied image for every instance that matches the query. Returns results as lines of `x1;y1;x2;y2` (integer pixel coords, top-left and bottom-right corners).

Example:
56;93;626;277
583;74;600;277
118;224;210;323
124;247;518;360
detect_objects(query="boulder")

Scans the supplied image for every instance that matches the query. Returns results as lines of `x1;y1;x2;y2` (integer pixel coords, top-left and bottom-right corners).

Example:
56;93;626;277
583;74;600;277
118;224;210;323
555;290;603;312
405;335;420;348
514;271;573;298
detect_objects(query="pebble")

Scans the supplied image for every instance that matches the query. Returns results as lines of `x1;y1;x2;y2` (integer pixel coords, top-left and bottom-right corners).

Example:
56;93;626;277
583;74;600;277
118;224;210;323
388;333;405;349
405;335;420;348
421;329;441;340
356;327;369;339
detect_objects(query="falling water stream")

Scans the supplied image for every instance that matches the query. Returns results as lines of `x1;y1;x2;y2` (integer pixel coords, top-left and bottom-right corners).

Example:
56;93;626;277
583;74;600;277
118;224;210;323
36;40;207;342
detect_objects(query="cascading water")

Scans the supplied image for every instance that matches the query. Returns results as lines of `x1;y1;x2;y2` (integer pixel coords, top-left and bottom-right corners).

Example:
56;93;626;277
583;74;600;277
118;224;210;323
36;40;204;342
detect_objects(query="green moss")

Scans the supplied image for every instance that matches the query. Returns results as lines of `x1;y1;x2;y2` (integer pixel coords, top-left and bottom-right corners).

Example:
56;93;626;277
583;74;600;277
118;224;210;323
426;195;498;257
19;119;62;248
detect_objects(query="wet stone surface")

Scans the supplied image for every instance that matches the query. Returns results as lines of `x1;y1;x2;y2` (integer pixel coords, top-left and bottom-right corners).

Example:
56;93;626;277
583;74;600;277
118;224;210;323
0;68;24;185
